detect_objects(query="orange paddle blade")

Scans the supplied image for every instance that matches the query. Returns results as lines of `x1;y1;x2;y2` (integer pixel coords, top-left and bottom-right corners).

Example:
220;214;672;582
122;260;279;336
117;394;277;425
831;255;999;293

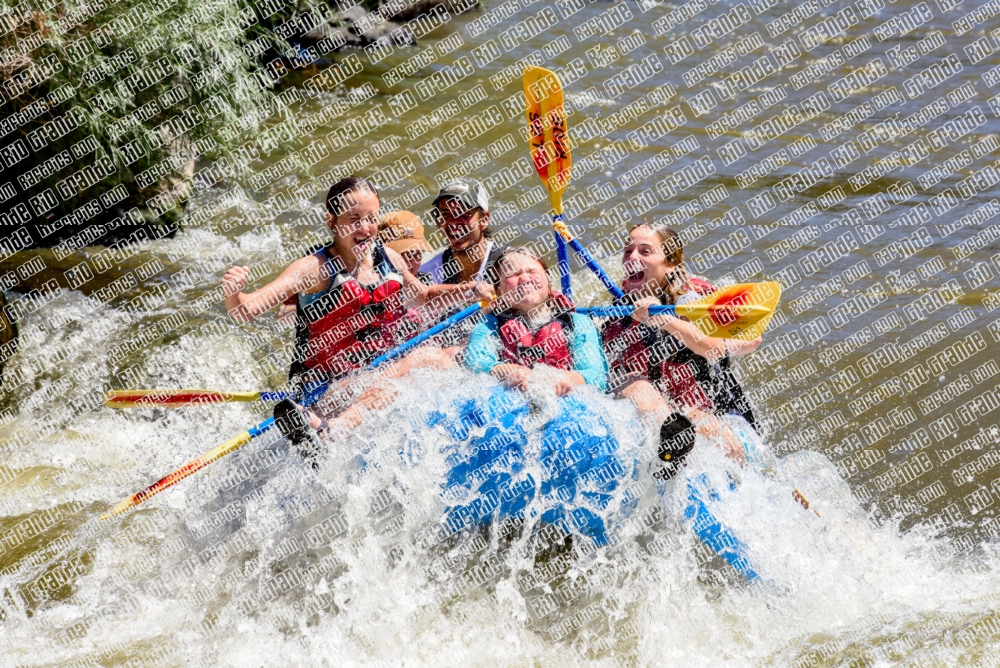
523;66;572;210
101;429;255;519
677;282;782;340
104;390;262;408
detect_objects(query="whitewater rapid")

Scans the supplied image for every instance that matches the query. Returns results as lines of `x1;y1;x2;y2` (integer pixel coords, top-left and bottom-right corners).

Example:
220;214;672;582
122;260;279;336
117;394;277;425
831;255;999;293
1;232;999;667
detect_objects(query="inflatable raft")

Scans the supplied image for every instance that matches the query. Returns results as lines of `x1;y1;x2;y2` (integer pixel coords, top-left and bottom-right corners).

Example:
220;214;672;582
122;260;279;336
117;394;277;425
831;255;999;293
426;387;763;580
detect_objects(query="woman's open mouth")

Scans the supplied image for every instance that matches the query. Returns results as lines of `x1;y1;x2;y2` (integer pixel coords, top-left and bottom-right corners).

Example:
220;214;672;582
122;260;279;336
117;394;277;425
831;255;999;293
624;265;645;287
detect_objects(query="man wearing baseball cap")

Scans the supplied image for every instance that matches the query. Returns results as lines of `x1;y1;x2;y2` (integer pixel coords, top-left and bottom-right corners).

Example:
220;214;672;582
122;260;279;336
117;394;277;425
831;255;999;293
416;177;510;349
421;177;507;290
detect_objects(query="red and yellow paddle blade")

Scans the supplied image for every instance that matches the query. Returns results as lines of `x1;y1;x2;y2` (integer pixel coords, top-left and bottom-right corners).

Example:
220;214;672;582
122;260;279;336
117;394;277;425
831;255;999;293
676;282;782;340
523;66;572;213
104;389;263;408
100;428;255;519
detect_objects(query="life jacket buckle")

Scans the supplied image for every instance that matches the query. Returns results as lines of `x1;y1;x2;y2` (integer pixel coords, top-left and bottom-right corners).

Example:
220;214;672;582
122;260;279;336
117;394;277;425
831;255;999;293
516;344;546;366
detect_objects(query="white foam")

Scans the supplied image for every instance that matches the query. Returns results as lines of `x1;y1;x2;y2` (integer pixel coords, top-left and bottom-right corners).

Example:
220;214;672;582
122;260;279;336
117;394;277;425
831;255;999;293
3;328;1000;666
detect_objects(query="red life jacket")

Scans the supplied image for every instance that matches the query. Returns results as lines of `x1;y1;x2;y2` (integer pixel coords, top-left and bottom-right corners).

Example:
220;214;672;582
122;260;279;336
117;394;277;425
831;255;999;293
496;293;575;371
289;245;405;380
602;277;717;411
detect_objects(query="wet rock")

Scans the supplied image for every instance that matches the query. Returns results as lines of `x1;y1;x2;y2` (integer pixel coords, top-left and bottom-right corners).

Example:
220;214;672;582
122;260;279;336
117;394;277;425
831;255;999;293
334;26;365;47
299;3;424;53
0;290;18;387
339;5;369;22
355;20;416;47
380;0;479;22
295;0;479;60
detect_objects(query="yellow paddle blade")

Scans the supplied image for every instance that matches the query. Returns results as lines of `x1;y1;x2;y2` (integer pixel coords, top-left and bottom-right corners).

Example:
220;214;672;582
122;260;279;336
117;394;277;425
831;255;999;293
104;389;263;408
100;429;255;519
523;65;572;213
676;282;782;340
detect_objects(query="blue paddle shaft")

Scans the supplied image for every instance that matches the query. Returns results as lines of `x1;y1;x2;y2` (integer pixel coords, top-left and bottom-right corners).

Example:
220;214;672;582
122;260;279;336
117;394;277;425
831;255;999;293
553;214;626;301
555;228;572;300
565;239;625;300
257;304;646;404
256;302;488;404
248;417;276;438
576;305;677;318
245;302;487;433
371;301;485;368
266;301;671;402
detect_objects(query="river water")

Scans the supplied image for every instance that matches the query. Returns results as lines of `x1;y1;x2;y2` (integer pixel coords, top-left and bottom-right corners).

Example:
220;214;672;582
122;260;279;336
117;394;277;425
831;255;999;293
2;0;1000;665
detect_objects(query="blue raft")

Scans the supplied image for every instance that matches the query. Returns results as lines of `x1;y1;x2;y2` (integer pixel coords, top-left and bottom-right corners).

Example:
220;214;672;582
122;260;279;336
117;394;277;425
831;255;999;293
428;389;630;547
426;388;761;581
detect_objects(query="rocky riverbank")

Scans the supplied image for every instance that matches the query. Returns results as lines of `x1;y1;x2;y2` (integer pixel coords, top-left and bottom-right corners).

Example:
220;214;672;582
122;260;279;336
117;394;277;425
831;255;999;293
0;0;476;251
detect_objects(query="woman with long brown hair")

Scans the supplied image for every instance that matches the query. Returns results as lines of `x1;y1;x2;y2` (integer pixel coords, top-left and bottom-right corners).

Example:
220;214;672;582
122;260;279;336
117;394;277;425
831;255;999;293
221;175;453;456
601;223;762;478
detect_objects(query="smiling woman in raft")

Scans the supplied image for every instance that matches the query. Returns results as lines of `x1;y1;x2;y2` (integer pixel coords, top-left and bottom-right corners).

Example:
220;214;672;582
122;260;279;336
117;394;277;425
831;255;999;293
220;175;456;457
463;246;608;396
600;223;763;478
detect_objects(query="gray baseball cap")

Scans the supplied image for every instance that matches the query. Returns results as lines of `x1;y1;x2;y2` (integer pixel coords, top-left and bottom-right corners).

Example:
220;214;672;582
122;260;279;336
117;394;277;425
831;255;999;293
433;177;489;213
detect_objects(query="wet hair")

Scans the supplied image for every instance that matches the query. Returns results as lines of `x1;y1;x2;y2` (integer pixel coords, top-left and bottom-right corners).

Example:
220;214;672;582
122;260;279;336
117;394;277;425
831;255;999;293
630;223;690;305
325;175;380;217
491;246;550;291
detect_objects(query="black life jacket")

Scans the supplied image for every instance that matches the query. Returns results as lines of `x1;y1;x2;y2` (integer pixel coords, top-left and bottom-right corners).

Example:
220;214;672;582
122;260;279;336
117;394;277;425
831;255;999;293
601;278;757;429
440;242;507;285
423;243;509;349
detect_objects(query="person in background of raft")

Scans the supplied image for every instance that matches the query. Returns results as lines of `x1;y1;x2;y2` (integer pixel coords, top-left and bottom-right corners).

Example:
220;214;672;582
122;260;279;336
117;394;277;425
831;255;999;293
221;176;454;457
416;178;510;351
378;210;435;341
378;210;435;285
601;223;762;479
464;246;607;395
